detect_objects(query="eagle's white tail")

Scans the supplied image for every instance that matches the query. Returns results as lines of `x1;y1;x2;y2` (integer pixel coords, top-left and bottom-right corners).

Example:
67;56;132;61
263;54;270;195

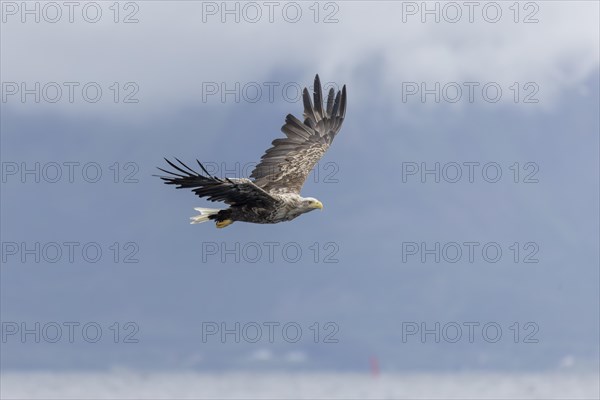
190;207;221;224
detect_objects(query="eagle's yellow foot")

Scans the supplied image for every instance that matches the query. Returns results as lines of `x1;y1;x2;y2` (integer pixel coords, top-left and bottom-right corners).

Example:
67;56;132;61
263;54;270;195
216;219;233;229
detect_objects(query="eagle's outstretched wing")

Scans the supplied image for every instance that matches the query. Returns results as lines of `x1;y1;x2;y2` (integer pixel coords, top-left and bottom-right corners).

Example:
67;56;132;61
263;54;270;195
157;158;277;207
250;74;347;194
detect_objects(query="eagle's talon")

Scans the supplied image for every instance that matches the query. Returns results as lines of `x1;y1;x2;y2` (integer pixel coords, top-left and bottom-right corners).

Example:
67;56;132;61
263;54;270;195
216;219;233;228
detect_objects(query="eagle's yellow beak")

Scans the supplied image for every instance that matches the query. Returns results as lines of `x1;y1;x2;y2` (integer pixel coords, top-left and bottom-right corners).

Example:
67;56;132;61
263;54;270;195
312;200;324;210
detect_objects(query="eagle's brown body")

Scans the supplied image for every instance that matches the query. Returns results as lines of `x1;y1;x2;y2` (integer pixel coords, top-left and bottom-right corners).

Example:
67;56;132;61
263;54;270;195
216;192;308;224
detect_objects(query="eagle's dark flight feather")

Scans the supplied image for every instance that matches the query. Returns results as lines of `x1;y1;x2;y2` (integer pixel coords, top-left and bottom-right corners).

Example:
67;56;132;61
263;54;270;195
158;158;276;208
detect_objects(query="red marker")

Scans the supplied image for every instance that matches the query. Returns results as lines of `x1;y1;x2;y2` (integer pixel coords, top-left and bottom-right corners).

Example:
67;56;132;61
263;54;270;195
369;356;380;377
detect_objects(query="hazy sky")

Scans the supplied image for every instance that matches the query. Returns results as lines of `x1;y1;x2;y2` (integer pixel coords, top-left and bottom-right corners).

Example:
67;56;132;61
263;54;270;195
1;1;598;372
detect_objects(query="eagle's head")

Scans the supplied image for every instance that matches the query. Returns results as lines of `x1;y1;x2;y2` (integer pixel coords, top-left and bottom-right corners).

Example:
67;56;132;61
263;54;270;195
300;197;324;213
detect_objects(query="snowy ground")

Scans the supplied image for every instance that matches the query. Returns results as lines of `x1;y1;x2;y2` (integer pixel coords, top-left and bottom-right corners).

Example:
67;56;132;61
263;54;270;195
1;371;598;399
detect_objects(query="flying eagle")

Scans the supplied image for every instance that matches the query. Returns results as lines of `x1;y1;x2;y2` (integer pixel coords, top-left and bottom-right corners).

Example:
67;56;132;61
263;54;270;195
156;74;347;228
